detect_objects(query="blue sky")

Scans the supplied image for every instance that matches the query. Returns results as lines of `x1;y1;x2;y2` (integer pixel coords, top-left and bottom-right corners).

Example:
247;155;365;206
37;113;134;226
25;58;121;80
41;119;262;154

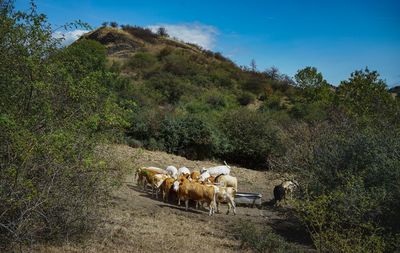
16;0;400;86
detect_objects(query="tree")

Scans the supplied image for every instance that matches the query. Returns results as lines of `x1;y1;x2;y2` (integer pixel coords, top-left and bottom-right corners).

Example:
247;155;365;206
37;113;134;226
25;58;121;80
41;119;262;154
250;59;257;72
110;21;118;28
101;21;108;27
264;66;280;80
294;66;327;89
294;67;332;103
157;26;168;37
338;68;395;119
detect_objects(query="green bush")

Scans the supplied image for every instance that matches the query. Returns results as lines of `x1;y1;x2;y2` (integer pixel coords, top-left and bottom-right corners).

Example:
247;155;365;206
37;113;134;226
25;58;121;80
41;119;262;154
220;109;286;168
274;115;400;252
128;51;158;69
235;222;305;253
147;72;191;104
159;115;215;159
295;179;386;253
0;4;129;250
237;91;256;106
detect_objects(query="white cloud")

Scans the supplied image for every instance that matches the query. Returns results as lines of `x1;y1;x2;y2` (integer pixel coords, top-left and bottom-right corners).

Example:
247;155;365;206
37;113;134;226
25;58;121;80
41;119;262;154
53;29;89;46
147;23;218;49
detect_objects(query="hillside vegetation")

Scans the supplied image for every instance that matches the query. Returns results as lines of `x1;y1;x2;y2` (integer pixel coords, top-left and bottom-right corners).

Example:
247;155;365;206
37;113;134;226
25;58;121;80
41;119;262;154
1;2;400;252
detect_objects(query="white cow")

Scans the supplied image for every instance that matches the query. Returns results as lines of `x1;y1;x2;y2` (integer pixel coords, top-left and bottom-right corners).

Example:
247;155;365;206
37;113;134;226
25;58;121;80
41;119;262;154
166;165;178;179
198;170;211;182
178;166;191;176
201;165;230;176
215;175;238;190
215;186;237;215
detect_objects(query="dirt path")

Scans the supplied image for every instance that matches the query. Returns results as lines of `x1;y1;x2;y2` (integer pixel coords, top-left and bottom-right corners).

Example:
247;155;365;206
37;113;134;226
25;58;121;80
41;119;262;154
34;145;313;253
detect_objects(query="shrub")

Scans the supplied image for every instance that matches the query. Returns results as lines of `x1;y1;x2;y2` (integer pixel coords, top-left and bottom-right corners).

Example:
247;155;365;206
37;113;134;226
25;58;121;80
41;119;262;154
159;116;215;159
128;51;158;70
295;178;386;253
220;109;286;168
273;115;400;252
237;92;256;106
235;222;305;253
147;73;190;104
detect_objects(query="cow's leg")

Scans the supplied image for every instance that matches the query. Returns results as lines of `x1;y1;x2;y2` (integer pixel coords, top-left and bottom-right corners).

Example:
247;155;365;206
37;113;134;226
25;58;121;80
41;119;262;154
228;196;236;215
163;191;168;202
185;199;189;211
232;198;237;215
143;179;146;191
209;201;214;216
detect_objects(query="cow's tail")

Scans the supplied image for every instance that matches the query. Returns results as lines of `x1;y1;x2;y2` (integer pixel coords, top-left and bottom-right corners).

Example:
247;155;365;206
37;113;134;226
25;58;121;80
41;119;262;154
224;161;231;168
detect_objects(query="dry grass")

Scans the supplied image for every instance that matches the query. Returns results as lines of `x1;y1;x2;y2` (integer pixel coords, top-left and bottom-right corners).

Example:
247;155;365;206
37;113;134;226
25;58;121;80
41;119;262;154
31;145;312;253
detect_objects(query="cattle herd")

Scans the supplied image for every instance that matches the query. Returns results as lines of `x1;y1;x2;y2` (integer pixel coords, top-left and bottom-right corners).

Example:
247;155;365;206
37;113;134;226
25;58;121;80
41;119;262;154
135;164;237;216
135;164;298;216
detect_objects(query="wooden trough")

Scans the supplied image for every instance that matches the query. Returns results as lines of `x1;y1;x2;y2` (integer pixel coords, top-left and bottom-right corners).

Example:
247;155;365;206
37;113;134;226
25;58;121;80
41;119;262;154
234;192;262;207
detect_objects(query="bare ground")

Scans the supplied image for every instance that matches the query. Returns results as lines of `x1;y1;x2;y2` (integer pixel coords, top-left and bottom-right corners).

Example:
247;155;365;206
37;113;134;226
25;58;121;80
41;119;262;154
32;145;313;253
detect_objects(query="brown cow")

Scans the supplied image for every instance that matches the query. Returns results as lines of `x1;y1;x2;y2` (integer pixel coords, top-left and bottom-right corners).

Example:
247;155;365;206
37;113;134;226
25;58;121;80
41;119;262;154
190;171;201;181
173;177;219;216
160;177;176;202
136;167;167;187
137;168;168;198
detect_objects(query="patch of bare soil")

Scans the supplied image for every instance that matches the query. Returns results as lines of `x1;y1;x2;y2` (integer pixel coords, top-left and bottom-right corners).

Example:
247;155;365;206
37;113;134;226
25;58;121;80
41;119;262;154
32;145;313;253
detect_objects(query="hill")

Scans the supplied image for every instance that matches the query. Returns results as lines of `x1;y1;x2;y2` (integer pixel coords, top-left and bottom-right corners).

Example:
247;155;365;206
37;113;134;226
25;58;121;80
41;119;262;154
79;25;300;169
81;26;208;58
